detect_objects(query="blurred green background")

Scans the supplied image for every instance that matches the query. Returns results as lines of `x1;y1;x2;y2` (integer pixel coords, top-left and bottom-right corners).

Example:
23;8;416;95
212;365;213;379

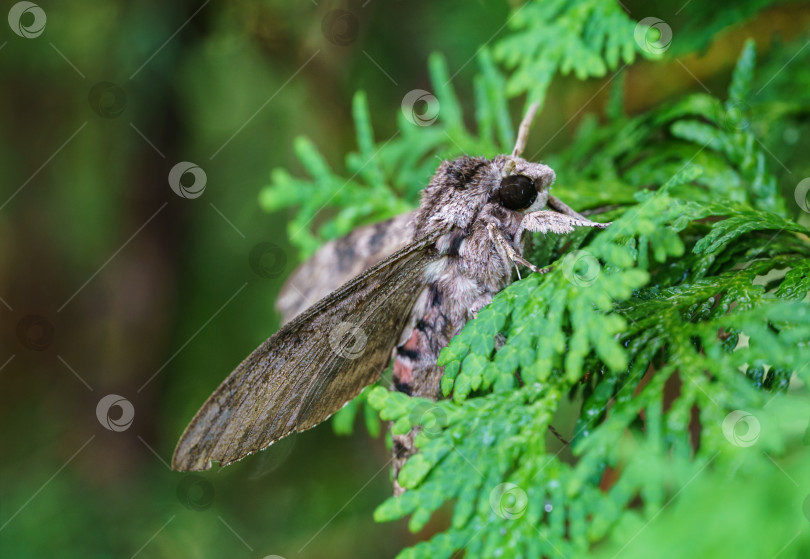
1;1;809;557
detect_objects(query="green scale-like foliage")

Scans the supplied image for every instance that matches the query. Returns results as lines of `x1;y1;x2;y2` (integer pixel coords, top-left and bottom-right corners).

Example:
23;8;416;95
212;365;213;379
493;0;646;108
260;2;810;557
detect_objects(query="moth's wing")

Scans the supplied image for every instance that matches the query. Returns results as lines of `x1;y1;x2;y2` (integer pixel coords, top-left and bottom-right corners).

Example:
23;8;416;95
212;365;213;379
172;231;438;471
276;211;416;324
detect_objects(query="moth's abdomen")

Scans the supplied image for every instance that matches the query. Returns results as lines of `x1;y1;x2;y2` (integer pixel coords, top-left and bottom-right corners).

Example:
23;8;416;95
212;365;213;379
392;284;453;398
390;216;521;493
390;281;456;495
392;231;513;398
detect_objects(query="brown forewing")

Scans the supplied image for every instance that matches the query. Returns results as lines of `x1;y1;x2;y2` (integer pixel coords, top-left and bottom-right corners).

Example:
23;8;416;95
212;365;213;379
172;231;440;471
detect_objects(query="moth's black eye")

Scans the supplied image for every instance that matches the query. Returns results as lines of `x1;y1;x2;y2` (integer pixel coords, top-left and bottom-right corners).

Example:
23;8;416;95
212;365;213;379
494;175;536;210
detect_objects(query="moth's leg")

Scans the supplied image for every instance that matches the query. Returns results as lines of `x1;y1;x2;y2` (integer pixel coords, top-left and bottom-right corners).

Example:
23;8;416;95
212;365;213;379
548;424;570;445
487;223;550;275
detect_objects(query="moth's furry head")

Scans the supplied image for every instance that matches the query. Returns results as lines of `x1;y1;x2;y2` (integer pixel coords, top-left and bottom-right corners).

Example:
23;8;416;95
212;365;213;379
489;154;555;213
415;154;556;234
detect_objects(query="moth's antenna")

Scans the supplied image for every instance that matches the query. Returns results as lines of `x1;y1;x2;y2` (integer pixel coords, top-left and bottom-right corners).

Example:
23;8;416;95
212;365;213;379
512;101;540;158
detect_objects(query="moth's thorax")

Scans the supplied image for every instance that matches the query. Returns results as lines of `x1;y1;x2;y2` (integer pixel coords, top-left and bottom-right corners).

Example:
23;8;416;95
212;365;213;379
409;154;556;326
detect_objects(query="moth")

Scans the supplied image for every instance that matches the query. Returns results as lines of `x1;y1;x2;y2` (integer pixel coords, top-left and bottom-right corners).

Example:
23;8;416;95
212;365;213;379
172;103;609;492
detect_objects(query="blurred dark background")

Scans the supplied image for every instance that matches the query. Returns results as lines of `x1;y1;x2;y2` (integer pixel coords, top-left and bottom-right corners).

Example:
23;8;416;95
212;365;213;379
1;1;809;557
